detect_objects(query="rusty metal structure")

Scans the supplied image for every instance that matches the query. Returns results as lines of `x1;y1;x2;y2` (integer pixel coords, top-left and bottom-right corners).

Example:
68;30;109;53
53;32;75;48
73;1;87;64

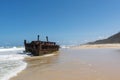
24;35;59;56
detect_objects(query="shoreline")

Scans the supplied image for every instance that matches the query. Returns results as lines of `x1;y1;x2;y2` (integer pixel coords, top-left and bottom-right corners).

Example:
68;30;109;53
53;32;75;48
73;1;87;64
10;44;120;80
10;52;59;80
72;44;120;49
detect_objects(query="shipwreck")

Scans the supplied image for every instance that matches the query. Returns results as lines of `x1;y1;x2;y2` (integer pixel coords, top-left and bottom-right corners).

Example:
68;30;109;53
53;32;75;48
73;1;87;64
24;35;59;56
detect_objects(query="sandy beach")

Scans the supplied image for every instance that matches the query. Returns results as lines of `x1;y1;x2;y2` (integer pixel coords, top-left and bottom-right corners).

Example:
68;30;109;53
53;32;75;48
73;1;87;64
72;44;120;49
10;44;120;80
1;0;120;80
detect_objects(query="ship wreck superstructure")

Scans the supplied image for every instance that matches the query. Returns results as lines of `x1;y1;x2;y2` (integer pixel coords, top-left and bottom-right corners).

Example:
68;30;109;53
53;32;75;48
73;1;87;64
24;35;59;56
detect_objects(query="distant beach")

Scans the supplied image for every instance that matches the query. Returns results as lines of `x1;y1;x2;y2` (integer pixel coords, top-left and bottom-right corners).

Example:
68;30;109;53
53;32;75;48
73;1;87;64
10;44;120;80
72;44;120;49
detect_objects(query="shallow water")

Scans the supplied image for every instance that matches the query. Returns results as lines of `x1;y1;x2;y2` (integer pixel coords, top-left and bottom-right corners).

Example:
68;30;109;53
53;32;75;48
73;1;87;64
26;48;120;80
0;47;27;80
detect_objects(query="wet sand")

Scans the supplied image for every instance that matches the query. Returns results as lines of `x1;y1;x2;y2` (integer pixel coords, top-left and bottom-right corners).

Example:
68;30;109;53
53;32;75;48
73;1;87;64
11;47;120;80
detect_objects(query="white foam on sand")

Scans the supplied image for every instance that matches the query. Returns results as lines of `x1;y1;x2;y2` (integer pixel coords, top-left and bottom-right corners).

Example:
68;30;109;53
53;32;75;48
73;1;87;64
0;61;27;80
61;45;70;49
0;47;24;52
0;47;28;80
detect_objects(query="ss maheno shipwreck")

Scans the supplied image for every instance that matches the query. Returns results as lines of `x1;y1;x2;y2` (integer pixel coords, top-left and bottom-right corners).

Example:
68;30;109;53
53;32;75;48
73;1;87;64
24;35;59;56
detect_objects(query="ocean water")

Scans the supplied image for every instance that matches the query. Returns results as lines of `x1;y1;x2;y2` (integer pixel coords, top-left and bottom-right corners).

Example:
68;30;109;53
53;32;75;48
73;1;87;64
0;47;28;80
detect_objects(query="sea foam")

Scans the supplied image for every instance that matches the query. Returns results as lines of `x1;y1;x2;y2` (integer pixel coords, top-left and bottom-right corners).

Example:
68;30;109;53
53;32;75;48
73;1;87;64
0;47;28;80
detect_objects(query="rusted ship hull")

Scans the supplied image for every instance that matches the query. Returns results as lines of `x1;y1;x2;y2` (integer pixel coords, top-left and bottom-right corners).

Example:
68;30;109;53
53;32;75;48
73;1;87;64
24;35;59;56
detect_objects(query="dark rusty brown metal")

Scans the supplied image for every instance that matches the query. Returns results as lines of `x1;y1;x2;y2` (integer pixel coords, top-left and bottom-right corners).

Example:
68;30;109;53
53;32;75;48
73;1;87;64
24;35;59;56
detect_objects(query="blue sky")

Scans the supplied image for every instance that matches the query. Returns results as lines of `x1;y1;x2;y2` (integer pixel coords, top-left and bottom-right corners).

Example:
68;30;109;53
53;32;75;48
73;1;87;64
0;0;120;46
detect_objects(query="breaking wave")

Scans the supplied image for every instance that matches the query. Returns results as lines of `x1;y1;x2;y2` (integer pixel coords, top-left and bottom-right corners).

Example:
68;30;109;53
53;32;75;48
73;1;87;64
0;47;28;80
